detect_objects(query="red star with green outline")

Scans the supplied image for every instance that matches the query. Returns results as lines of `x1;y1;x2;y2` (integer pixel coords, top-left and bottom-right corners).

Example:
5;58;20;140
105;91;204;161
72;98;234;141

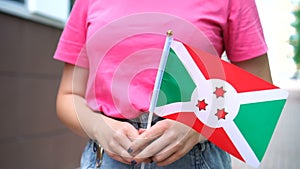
213;86;226;98
215;108;228;120
196;99;208;111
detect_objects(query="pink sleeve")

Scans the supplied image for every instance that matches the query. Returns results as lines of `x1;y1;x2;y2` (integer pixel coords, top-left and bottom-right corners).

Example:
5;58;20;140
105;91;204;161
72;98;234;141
224;0;268;62
53;0;89;68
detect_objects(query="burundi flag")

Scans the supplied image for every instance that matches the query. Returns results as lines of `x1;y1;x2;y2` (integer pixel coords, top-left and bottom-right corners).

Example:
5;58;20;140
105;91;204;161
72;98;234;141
154;40;288;168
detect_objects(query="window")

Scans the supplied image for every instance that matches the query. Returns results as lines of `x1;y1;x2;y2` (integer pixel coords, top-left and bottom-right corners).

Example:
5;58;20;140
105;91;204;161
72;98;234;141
27;0;70;22
70;0;75;6
10;0;25;3
0;0;74;28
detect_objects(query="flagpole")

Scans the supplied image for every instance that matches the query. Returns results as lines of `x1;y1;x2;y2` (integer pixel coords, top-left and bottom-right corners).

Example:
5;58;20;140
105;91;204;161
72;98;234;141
141;30;173;169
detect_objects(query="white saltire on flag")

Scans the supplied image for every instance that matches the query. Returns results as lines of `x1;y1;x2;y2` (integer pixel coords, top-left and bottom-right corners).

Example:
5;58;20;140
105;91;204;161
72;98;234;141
154;41;288;168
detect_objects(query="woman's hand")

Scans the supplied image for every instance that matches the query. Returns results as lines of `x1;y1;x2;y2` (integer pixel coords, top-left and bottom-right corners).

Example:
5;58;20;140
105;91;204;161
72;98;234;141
92;114;141;164
56;64;140;164
128;119;206;166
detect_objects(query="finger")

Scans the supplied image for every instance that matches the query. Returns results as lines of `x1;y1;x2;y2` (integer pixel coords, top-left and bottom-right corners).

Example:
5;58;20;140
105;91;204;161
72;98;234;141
154;135;197;166
106;137;133;162
133;133;172;163
134;157;154;164
110;124;140;159
102;124;138;162
129;121;169;154
155;150;184;166
105;149;132;165
151;144;177;164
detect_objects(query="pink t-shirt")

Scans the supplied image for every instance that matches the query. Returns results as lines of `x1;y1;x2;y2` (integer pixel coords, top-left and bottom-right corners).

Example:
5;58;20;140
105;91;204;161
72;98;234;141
54;0;267;119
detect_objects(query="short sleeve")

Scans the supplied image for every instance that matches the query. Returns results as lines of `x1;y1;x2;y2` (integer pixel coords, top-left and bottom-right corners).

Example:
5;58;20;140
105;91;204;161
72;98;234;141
224;0;268;62
53;0;89;68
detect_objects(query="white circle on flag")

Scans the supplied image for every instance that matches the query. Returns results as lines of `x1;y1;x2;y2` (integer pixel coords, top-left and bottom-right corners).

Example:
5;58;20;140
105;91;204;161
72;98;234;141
192;79;240;128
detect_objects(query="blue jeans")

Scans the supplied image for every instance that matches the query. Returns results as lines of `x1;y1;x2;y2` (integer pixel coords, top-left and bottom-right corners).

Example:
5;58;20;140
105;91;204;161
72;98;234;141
80;139;232;169
80;114;231;169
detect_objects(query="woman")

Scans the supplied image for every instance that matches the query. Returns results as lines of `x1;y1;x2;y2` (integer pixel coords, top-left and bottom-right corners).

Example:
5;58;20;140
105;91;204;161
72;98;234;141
54;0;272;168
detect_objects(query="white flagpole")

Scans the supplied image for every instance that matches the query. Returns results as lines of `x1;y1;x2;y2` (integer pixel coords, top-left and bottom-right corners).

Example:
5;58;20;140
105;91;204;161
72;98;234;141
141;30;173;169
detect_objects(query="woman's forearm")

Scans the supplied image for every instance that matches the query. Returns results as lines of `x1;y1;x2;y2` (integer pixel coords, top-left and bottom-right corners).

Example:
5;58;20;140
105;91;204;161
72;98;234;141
55;63;104;139
232;53;273;83
56;92;93;138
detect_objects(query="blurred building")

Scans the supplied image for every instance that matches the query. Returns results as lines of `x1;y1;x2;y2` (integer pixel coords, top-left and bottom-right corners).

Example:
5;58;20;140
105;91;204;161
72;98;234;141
0;1;86;169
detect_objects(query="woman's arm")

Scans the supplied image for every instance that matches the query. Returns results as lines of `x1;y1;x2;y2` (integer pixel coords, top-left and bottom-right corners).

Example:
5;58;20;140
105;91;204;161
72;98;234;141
56;63;89;137
56;63;140;164
232;53;273;83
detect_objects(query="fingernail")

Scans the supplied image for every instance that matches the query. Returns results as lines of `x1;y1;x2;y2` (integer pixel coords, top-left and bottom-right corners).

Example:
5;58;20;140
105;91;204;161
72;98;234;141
131;160;137;165
127;147;133;154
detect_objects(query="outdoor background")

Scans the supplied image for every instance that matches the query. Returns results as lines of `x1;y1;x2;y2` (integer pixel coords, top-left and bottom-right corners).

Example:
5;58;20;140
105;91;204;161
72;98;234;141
0;0;299;169
232;0;300;169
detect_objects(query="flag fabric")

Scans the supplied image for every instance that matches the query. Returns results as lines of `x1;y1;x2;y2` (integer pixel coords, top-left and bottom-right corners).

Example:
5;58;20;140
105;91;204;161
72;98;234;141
154;40;288;168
